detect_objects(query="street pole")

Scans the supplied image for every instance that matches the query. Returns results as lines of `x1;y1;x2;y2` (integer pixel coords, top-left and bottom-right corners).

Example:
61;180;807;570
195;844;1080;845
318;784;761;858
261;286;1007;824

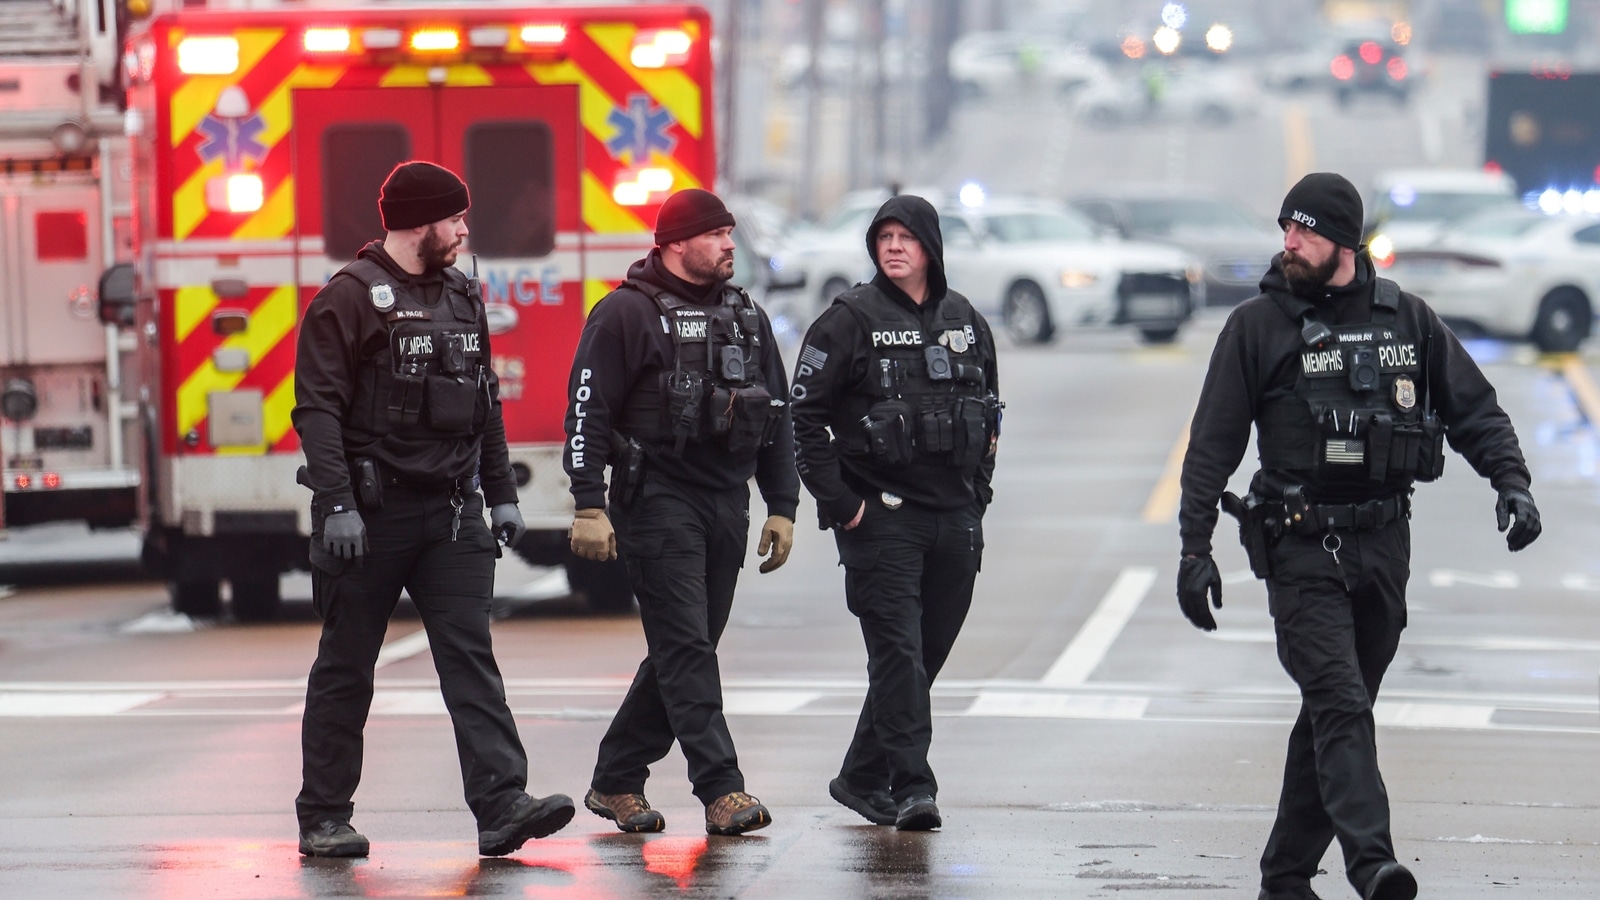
925;0;960;142
798;0;826;217
868;0;886;189
718;0;741;190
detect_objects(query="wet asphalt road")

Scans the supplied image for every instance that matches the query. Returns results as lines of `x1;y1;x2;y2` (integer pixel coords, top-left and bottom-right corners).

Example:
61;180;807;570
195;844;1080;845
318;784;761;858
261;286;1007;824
4;57;1600;899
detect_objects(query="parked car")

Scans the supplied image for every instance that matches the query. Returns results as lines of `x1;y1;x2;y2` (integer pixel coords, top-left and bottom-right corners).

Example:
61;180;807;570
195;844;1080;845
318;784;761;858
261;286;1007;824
1331;37;1410;107
1072;65;1260;128
1365;168;1521;265
1070;190;1281;306
1385;209;1600;352
725;196;809;340
937;198;1198;344
949;31;1108;98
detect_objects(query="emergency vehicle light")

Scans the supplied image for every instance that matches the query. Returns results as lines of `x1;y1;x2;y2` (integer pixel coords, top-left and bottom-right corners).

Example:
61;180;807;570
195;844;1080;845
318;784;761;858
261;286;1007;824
1387;58;1408;80
631;29;692;68
1358;41;1383;65
12;475;29;491
521;25;567;46
411;29;461;52
304;28;351;53
205;174;264;213
1331;55;1355;80
612;167;674;206
42;473;61;490
177;37;240;75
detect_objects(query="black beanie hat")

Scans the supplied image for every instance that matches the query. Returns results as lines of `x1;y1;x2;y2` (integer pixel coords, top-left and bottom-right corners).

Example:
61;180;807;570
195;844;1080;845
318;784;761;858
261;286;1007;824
1278;172;1364;249
379;161;470;231
654;188;736;246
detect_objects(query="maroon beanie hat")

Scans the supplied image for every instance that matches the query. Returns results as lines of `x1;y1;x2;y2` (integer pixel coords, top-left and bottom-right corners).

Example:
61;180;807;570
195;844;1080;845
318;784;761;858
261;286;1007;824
379;161;470;231
654;188;736;246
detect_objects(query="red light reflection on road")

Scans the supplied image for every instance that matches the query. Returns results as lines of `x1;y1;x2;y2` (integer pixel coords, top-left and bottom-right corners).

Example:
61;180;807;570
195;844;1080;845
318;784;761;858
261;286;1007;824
640;836;707;890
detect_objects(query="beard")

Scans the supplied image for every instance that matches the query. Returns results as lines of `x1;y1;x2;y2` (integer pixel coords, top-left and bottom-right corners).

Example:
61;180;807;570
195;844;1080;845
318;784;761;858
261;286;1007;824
1282;249;1340;290
419;225;461;270
682;243;735;284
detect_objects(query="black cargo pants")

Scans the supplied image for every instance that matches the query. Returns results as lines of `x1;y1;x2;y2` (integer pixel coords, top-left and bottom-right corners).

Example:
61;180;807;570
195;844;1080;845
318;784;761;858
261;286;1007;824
592;478;750;805
834;497;983;803
297;485;529;831
1259;519;1409;896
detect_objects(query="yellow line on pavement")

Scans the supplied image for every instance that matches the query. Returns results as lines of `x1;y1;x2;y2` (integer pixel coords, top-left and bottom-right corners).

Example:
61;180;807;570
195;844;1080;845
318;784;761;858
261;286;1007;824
1283;103;1315;188
1142;413;1193;524
1558;354;1600;425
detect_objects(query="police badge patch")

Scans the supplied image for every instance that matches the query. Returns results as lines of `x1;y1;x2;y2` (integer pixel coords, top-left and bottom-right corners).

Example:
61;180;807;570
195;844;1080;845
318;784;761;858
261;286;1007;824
1393;375;1417;410
370;283;396;311
946;328;970;353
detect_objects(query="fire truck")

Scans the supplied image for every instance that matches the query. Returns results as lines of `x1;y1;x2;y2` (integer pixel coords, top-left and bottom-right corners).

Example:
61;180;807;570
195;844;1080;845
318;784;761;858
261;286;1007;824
0;0;135;534
19;0;717;617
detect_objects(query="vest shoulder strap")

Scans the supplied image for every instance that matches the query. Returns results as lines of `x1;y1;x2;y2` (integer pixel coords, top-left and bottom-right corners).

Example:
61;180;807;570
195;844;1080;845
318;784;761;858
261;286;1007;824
1372;277;1400;325
337;258;389;288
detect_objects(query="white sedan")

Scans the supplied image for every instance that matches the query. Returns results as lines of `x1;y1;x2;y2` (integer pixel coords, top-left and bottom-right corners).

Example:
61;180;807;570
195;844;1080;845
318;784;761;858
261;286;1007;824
939;200;1198;344
1384;209;1600;352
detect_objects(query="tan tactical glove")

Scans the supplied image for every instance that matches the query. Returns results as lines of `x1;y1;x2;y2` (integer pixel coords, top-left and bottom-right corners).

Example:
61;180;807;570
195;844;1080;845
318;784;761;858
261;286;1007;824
570;508;617;561
757;515;795;574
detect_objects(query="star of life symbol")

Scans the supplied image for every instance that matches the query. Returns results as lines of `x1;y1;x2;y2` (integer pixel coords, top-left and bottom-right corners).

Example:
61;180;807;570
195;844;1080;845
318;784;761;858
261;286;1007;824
605;93;677;164
196;86;267;170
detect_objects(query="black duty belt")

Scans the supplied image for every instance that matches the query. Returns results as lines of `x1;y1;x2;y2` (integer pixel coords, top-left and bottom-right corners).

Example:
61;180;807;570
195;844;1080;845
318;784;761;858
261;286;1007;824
1293;494;1409;535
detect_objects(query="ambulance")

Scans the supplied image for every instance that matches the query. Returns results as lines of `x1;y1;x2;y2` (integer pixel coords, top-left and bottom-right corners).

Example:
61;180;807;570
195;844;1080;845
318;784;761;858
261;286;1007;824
96;0;716;617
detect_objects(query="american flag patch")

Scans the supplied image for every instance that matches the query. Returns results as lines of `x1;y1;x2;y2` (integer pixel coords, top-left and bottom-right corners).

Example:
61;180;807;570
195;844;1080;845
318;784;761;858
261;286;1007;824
1325;440;1365;465
800;344;829;371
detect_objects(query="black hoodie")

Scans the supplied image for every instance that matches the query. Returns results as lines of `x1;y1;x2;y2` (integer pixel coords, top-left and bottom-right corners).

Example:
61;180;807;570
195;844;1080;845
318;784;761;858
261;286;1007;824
790;195;1000;526
561;249;799;518
293;241;517;514
1177;252;1532;556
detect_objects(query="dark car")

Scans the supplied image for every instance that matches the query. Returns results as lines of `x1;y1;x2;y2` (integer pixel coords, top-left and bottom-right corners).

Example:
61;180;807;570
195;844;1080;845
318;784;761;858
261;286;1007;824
1069;192;1280;307
1331;38;1409;107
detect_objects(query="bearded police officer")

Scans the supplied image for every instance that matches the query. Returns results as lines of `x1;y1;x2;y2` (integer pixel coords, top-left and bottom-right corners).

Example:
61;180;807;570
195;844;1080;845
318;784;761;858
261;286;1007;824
563;188;798;836
791;195;1001;831
293;161;574;858
1178;173;1541;900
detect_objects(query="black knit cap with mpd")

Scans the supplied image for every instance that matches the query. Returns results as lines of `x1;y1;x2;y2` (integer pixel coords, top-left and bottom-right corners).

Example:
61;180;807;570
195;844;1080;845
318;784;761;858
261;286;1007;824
1278;172;1364;250
380;161;471;230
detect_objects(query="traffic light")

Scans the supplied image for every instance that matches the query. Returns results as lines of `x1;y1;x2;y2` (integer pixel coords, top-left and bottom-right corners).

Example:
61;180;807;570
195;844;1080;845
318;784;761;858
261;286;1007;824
1506;0;1568;34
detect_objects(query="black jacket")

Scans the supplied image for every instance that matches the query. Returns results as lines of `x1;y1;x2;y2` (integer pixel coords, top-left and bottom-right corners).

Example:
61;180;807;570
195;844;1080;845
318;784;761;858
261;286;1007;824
1178;252;1532;556
790;195;1000;527
562;250;799;519
293;241;516;513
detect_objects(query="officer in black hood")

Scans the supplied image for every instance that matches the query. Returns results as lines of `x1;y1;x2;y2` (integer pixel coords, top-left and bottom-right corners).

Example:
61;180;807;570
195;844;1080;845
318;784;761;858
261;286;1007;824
1177;173;1540;900
791;194;1001;831
562;188;798;837
292;161;574;859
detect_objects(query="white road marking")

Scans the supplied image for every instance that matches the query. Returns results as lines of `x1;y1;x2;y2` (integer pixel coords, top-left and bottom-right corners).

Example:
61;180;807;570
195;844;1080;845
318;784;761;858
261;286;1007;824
1560;573;1600;592
1220;569;1256;585
1206;629;1600;653
374;629;431;669
0;691;163;716
967;692;1148;720
1427;569;1520;589
1041;567;1158;687
722;691;822;715
1374;702;1495;729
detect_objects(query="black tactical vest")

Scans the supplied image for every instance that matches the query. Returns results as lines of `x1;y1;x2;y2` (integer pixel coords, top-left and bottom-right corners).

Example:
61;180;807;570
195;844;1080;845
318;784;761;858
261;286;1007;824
1257;278;1444;491
339;259;491;439
615;282;782;456
832;285;1000;469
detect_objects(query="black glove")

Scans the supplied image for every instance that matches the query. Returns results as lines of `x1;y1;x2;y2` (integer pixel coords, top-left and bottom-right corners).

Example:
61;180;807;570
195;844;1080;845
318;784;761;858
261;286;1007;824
323;510;367;560
1495;488;1541;552
490;503;525;546
1177;554;1223;632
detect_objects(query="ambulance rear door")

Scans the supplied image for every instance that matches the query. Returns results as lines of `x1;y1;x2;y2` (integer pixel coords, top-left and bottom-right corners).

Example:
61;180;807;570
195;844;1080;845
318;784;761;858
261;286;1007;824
291;83;583;445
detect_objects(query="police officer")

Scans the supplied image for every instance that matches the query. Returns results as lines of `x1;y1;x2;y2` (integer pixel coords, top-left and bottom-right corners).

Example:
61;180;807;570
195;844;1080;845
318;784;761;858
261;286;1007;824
293;161;574;858
790;195;1000;831
1178;173;1541;900
563;188;798;836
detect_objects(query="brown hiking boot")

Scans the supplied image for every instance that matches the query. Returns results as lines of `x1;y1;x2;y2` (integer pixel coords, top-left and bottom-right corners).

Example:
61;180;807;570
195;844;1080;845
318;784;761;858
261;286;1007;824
704;791;771;836
584;789;666;833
